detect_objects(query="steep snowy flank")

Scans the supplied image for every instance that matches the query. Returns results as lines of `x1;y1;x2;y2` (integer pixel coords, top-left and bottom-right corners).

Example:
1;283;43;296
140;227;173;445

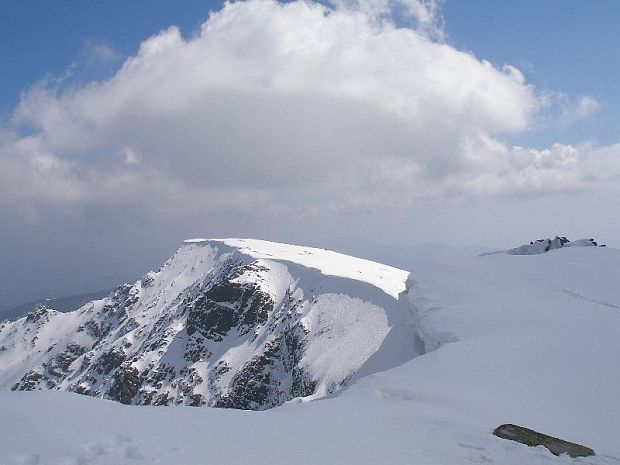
0;239;414;409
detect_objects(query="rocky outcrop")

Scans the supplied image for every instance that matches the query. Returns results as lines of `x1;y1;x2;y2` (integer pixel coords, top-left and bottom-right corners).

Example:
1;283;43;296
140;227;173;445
493;424;595;457
108;363;141;404
185;262;274;342
481;236;605;256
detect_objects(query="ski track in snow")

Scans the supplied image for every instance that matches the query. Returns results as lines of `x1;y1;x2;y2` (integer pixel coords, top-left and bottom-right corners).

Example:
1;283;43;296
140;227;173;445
561;288;620;310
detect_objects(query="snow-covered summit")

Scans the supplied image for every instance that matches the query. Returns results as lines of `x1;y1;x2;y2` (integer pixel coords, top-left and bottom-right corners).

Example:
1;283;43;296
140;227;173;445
183;238;408;297
0;238;415;409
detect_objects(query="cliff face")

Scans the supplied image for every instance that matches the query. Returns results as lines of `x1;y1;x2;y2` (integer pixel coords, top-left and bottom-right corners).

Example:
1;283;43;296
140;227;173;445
0;239;416;409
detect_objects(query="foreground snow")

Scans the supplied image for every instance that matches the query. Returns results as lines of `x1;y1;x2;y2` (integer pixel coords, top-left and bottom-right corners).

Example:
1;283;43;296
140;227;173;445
0;244;618;464
1;387;616;465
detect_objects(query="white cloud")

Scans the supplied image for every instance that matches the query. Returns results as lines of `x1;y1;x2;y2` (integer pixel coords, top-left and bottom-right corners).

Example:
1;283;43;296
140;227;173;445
458;137;620;196
330;0;444;38
81;41;119;64
537;91;601;127
1;0;618;230
575;95;600;118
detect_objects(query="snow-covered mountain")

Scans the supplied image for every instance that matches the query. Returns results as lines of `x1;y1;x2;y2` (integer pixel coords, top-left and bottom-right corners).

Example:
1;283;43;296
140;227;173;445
0;238;415;409
0;238;618;465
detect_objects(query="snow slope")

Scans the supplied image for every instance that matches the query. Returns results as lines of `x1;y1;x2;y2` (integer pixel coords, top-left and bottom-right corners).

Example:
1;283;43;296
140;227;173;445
0;238;414;409
0;241;618;465
353;246;620;455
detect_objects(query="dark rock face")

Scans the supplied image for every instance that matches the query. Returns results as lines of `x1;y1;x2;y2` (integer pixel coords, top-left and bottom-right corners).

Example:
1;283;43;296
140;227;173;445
54;344;87;372
12;370;44;391
185;262;274;342
92;349;126;376
493;424;595;458
108;363;141;404
214;328;315;410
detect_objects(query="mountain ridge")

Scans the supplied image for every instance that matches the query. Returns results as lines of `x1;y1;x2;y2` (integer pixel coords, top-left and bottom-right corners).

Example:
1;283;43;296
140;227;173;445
0;238;415;409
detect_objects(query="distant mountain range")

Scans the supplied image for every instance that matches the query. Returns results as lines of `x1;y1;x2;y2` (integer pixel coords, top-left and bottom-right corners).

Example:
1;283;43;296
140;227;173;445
0;289;114;322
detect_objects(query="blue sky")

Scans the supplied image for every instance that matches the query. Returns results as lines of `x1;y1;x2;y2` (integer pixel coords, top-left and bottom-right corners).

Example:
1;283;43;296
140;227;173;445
0;0;618;306
444;1;620;147
0;0;217;115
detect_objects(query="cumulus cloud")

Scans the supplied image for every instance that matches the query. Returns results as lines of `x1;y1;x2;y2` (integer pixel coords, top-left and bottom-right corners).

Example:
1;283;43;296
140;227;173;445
80;41;119;64
1;0;618;229
459;138;620;195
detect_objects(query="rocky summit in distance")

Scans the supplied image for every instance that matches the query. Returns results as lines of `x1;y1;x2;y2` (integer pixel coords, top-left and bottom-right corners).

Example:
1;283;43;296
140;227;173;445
480;236;605;256
0;239;415;410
